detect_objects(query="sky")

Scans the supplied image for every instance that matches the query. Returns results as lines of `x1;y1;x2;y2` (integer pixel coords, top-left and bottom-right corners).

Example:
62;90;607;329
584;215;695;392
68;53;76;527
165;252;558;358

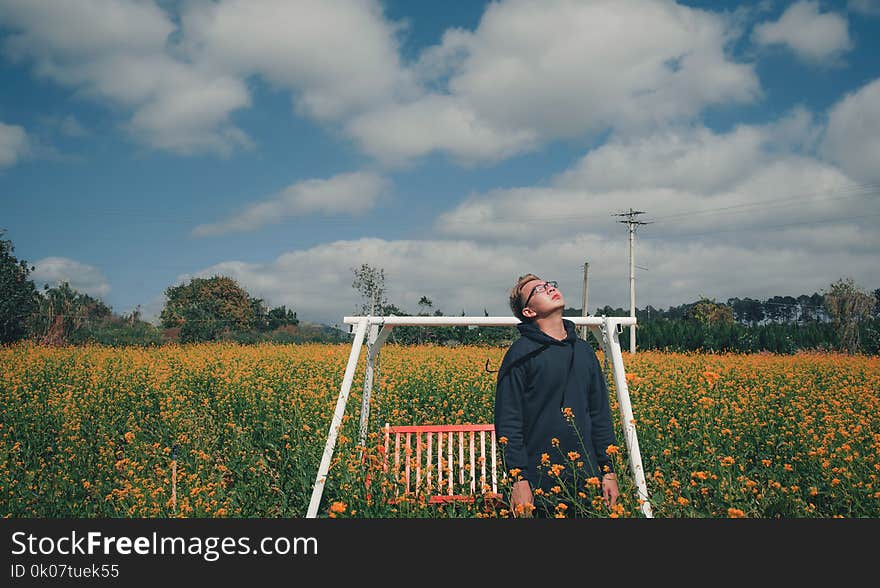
1;0;879;328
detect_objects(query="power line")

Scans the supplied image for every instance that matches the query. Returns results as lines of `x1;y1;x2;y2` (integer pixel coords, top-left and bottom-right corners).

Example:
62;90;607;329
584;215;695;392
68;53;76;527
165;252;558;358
639;211;880;239
649;182;880;221
434;181;880;225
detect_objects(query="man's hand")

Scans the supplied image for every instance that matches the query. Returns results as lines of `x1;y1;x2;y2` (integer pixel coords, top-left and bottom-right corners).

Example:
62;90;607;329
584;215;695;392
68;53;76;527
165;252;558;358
602;473;619;507
510;480;535;518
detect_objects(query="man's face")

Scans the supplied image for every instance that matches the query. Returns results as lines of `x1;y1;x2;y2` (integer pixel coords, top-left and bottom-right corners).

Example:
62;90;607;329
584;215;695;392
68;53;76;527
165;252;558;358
520;278;564;318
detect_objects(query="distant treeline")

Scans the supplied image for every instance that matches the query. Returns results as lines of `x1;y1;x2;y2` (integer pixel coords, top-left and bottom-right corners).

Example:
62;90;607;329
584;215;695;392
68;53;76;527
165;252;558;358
3;233;877;353
363;290;880;355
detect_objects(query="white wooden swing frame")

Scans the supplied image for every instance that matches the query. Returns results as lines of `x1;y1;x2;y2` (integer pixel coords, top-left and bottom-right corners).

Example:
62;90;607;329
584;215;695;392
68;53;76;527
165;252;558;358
306;315;653;518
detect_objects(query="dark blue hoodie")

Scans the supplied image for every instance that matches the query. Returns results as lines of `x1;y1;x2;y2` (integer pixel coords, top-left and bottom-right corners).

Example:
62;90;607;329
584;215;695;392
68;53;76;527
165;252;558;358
494;318;616;491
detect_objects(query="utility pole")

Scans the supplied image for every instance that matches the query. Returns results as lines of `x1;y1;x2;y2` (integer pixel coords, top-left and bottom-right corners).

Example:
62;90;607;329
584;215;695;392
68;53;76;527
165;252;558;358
613;209;652;354
581;262;589;340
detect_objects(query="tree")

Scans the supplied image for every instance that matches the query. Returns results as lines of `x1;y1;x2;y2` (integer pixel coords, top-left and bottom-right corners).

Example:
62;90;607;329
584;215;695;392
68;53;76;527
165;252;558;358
32;282;112;346
417;296;433;316
0;231;39;343
352;263;387;315
823;278;874;353
160;276;257;343
689;297;734;326
727;297;764;325
265;305;299;330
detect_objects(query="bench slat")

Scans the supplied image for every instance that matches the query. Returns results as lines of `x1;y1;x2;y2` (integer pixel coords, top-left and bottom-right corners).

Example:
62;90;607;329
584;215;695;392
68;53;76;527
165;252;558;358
383;423;499;504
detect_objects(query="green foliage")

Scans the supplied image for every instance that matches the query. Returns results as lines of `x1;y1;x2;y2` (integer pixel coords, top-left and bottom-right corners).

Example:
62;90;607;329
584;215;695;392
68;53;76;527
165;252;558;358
31;282;112;346
221;323;345;345
823;277;874;353
0;231;39;344
628;317;854;354
69;314;163;347
689;297;735;326
264;305;299;330
160;276;258;343
352;263;387;315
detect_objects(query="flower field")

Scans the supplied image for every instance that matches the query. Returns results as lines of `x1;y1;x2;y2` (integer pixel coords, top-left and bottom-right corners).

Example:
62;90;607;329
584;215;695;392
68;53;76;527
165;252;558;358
1;342;878;518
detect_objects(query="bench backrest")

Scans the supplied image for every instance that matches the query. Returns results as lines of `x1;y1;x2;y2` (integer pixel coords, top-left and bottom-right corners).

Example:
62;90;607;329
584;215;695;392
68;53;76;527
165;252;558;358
383;423;498;500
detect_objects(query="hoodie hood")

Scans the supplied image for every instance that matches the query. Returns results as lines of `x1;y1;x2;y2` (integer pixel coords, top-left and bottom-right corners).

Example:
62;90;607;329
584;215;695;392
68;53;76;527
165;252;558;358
516;318;578;347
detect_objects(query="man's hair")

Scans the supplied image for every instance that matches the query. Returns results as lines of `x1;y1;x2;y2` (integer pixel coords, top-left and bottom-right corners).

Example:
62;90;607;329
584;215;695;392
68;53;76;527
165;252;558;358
509;273;541;321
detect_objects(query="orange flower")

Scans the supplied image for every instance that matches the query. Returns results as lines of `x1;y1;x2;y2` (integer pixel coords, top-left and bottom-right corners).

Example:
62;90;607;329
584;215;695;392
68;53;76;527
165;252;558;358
541;453;551;466
727;508;745;518
567;451;580;461
328;501;347;517
606;444;619;456
516;503;535;516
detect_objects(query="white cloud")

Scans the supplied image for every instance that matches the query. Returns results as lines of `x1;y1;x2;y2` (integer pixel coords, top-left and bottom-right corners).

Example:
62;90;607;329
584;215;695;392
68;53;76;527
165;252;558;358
176;229;877;327
0;0;252;154
347;96;538;166
821;78;880;183
31;257;110;298
437;114;858;245
193;171;390;236
752;1;852;64
848;0;880;16
0;0;761;165
0;121;28;167
180;0;414;121
134;292;166;326
351;0;759;164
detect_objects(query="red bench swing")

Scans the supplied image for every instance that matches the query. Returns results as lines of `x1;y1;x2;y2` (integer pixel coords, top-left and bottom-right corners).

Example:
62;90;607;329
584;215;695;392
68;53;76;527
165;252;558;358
382;423;502;505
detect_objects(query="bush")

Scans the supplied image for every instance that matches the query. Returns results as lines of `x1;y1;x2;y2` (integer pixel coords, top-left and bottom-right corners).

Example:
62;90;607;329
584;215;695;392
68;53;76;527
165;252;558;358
69;317;163;347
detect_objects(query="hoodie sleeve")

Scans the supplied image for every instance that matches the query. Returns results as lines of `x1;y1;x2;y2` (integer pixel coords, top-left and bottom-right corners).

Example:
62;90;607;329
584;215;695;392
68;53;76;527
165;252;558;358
587;349;617;475
494;353;530;482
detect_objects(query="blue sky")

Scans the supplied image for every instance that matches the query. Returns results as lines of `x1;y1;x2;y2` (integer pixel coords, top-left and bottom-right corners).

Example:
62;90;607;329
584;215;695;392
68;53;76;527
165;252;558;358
2;0;879;327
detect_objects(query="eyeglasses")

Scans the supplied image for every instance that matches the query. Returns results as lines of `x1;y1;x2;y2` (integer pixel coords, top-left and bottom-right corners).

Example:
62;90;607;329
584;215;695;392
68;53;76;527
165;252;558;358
522;280;558;307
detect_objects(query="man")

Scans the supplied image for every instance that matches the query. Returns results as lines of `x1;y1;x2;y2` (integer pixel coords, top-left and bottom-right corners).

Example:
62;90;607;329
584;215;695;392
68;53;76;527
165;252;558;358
494;273;619;517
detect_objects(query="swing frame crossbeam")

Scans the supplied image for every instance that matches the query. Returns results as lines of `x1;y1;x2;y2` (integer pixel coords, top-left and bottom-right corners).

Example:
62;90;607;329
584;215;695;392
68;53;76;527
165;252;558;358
306;315;653;518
